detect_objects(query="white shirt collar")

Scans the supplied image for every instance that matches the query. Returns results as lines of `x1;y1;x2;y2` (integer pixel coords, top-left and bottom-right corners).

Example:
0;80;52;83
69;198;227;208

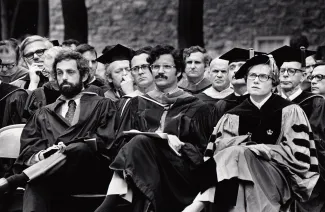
234;91;248;96
203;86;233;99
281;87;302;101
250;93;272;109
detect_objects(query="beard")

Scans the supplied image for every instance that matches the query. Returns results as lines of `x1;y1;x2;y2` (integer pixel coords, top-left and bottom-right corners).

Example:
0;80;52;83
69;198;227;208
58;79;83;99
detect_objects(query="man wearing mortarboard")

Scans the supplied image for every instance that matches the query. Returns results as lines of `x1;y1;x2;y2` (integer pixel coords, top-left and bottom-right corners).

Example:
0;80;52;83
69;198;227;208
271;45;325;212
96;44;135;101
213;48;263;124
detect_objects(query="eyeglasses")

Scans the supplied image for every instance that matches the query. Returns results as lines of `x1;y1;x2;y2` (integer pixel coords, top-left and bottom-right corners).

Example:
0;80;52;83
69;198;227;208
0;62;16;69
131;64;150;73
247;73;272;82
24;49;47;60
279;68;303;76
113;67;131;73
150;64;176;72
307;74;325;82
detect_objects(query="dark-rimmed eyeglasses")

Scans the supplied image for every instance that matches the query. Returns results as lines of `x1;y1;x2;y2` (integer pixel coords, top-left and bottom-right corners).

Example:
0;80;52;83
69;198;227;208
307;74;325;82
0;62;16;69
247;73;272;82
279;68;303;76
150;64;176;72
24;49;47;60
131;64;150;73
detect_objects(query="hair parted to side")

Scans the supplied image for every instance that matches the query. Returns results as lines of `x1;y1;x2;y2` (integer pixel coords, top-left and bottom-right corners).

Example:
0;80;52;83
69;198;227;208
147;45;183;81
182;45;211;67
76;43;97;58
20;35;53;55
52;50;90;81
0;39;21;63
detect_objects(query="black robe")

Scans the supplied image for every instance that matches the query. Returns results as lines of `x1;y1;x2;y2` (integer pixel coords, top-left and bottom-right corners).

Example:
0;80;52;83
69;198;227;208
179;78;212;95
213;93;249;126
195;92;222;105
110;90;214;212
291;91;325;212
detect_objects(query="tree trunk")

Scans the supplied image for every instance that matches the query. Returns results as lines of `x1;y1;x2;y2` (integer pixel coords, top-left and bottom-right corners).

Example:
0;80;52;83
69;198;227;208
178;0;204;49
61;0;88;43
37;0;49;37
0;0;8;39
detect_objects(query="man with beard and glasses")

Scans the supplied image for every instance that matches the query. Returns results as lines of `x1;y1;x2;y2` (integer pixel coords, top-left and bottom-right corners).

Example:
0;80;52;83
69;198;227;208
95;45;214;212
179;46;212;94
0;50;118;212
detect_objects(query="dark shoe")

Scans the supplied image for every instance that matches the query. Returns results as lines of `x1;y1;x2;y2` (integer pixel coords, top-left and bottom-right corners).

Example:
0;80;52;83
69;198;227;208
0;178;10;195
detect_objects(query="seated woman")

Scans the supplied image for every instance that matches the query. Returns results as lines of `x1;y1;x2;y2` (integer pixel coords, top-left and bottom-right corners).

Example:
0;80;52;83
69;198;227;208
183;54;319;212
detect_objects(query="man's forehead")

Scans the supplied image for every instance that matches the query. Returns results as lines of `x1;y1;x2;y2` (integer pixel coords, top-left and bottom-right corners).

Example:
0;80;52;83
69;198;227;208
131;53;149;66
281;61;302;69
56;59;78;69
313;65;325;73
210;58;228;70
186;51;204;61
82;51;96;60
109;60;130;69
153;54;174;64
306;56;316;66
0;47;16;62
23;41;47;53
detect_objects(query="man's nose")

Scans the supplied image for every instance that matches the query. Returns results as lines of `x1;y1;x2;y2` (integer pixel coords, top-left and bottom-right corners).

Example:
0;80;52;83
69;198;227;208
88;61;92;68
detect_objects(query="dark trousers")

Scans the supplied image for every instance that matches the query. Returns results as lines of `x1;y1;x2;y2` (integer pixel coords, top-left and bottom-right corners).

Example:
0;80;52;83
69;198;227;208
23;142;112;212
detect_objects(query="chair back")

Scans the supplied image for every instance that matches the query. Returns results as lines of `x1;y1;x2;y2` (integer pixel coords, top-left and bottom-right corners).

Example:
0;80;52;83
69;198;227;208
0;124;25;158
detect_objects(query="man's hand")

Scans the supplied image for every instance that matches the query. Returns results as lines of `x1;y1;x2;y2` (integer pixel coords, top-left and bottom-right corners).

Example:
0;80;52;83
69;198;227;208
28;63;43;90
38;142;66;160
246;144;272;160
120;74;134;95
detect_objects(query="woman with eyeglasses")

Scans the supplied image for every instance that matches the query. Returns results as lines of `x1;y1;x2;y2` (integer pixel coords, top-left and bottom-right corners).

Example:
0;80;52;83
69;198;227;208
182;54;319;212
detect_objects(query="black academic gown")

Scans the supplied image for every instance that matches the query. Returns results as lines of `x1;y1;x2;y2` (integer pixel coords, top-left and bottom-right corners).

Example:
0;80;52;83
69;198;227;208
179;78;212;95
0;82;28;128
213;93;249;126
195;92;222;105
111;90;214;212
291;91;325;212
13;93;118;212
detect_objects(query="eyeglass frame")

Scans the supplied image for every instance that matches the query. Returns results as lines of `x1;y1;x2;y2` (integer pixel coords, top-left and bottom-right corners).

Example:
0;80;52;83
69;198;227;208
247;73;272;82
279;68;303;76
0;62;16;70
130;64;151;73
307;74;325;82
150;64;176;72
23;48;48;60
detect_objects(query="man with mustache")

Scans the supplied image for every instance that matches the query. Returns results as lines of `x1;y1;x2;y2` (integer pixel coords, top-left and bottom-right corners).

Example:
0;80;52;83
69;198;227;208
95;45;214;212
0;50;118;212
196;58;232;105
179;46;212;94
97;44;135;101
271;45;325;212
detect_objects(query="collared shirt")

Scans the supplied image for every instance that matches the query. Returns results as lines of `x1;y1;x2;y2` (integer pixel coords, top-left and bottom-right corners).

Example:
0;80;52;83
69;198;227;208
234;91;248;96
58;93;82;126
250;92;272;109
281;88;303;101
203;86;233;99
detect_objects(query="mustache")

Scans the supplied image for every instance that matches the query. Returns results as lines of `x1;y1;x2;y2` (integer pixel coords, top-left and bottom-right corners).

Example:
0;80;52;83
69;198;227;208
155;73;168;80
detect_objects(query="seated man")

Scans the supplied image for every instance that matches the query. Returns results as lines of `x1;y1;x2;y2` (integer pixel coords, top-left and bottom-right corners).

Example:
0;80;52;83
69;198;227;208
95;45;214;212
196;58;232;105
310;63;325;97
0;50;118;212
183;54;319;212
179;46;212;94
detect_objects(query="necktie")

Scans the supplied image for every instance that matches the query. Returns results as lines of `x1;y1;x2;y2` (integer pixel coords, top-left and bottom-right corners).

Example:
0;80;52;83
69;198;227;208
65;100;76;124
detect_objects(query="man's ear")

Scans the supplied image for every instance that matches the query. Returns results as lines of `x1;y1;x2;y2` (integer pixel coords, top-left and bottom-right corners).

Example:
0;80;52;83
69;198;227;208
82;72;89;83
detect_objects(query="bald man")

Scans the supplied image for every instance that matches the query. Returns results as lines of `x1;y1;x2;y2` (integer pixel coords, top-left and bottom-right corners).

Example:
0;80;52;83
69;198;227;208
195;58;232;105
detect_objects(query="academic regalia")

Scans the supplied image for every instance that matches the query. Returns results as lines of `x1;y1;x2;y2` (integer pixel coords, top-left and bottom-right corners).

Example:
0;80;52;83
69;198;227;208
0;66;28;84
290;91;325;212
195;94;319;212
195;86;233;105
213;93;249;125
13;93;118;212
0;82;28;128
23;81;105;120
10;70;48;90
110;89;214;212
178;77;211;95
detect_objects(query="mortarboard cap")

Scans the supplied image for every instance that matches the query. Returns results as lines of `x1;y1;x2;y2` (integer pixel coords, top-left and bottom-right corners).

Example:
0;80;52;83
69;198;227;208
270;45;315;68
219;48;264;64
96;44;134;64
51;40;60;46
235;54;272;79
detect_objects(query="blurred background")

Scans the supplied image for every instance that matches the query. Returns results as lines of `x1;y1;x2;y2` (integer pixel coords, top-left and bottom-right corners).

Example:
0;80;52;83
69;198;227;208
0;0;325;56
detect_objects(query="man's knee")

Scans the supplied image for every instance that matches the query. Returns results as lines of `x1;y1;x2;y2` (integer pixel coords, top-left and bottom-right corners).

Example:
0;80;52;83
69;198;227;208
65;142;92;157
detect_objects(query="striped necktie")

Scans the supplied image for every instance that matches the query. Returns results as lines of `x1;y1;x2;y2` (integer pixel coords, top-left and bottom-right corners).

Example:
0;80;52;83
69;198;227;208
65;100;76;124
